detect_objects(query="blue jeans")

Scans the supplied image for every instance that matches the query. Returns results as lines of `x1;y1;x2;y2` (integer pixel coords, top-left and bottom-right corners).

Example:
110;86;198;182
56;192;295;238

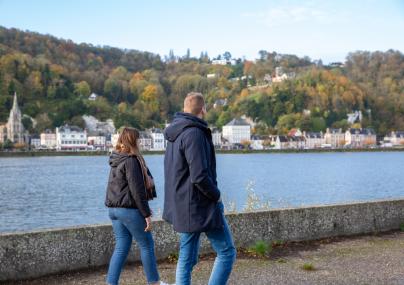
175;202;236;285
107;208;160;285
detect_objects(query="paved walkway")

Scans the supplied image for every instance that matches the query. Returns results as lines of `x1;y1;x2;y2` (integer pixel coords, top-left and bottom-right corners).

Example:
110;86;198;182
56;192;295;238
3;232;404;285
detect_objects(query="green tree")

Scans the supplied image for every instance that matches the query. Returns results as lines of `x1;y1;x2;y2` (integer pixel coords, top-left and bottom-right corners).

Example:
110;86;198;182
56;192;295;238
21;116;34;133
3;139;13;150
310;117;326;132
74;81;91;97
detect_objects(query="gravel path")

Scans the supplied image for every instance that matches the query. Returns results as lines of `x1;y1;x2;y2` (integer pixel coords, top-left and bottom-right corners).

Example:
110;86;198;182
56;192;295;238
3;231;403;285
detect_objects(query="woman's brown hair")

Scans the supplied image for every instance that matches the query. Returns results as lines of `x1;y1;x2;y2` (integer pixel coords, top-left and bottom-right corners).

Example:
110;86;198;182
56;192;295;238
116;127;141;156
116;127;156;200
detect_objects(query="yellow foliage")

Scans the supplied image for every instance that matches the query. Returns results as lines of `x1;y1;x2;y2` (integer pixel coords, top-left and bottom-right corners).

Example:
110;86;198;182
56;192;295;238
14;143;26;149
118;102;128;113
132;72;144;81
50;64;66;75
140;84;159;112
141;84;158;102
240;89;249;99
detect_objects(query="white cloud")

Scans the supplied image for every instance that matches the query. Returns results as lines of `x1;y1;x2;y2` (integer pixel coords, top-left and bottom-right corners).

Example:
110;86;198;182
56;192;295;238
242;3;331;28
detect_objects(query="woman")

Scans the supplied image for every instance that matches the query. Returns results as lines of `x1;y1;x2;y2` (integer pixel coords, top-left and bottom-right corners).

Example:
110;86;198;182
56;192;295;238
105;127;169;285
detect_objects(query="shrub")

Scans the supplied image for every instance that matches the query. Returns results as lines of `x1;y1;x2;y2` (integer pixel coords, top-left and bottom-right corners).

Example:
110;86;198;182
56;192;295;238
301;263;315;271
248;240;272;257
167;252;178;263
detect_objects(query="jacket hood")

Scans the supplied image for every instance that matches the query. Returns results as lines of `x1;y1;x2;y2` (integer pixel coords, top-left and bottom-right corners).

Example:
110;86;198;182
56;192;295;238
109;151;130;167
164;112;209;142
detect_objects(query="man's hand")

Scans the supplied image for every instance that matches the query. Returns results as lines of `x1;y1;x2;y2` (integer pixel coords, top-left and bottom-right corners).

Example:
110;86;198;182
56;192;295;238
145;216;152;232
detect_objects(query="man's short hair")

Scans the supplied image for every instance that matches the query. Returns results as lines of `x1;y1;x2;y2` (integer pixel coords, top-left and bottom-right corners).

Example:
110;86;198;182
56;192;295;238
184;92;205;115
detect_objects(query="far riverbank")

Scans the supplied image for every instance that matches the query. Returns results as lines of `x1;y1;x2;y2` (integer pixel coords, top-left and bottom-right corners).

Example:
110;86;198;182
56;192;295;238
1;147;404;157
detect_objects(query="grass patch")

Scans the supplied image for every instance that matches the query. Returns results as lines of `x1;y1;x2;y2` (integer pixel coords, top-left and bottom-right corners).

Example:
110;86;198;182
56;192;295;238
248;240;272;257
167;252;178;263
301;263;316;271
400;223;404;232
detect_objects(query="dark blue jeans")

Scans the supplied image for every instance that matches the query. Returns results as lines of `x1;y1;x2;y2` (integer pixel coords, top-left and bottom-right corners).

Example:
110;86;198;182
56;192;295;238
107;208;160;285
175;202;236;285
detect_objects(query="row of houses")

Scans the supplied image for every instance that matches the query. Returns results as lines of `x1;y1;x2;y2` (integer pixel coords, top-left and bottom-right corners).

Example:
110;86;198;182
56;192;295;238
28;120;404;152
211;119;404;150
30;125;168;151
271;128;373;150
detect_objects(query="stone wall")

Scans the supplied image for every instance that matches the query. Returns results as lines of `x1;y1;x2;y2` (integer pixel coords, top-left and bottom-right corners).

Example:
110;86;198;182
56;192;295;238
1;199;403;281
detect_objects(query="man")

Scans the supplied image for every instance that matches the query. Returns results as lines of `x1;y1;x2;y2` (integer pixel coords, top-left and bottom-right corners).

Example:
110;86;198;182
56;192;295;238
163;92;236;285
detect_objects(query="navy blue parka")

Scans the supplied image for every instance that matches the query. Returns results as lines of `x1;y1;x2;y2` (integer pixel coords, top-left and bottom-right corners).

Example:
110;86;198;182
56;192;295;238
163;112;222;233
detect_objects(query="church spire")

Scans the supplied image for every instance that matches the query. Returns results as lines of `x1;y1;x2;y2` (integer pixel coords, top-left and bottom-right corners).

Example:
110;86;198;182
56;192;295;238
12;92;18;110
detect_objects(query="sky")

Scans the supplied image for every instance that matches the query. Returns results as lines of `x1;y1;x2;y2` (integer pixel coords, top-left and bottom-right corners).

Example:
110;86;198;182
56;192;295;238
0;0;403;63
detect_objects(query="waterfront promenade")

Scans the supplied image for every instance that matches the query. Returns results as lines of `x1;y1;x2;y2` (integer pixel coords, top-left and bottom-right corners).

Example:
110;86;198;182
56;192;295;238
1;199;403;283
3;231;403;285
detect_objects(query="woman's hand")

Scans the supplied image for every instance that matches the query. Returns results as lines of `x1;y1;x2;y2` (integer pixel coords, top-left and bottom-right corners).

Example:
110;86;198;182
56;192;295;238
144;216;152;232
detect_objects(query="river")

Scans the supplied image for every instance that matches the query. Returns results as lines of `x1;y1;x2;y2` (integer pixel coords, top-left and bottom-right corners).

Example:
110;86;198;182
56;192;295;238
1;152;403;233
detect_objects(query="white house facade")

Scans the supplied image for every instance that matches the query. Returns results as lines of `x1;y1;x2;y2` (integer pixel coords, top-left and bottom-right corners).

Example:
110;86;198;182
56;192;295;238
88;93;98;101
30;138;41;149
304;132;325;149
211;129;222;148
383;131;404;146
250;135;264;150
345;128;376;148
40;131;57;149
324;128;345;148
274;135;289;150
149;128;165;151
56;125;87;151
87;136;106;150
222;118;251;144
139;131;152;151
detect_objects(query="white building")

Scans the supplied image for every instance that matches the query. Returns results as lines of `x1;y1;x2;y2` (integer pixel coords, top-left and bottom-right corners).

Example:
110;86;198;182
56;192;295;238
304;132;325;149
324;128;345;148
5;92;28;144
383;131;404;147
111;133;120;149
149;128;165;151
211;128;222;148
87;135;107;150
213;98;228;109
345;128;376;148
88;93;98;101
288;136;306;149
274;135;306;149
82;115;115;136
271;67;295;83
272;73;289;83
30;138;41;149
40;131;57;149
347;110;362;124
222;118;251;144
139;131;152;151
0;124;7;143
274;135;289;150
250;135;264;150
56;125;87;151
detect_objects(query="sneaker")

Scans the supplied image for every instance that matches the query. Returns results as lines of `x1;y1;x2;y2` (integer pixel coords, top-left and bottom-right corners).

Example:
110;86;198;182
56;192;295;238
160;282;175;285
